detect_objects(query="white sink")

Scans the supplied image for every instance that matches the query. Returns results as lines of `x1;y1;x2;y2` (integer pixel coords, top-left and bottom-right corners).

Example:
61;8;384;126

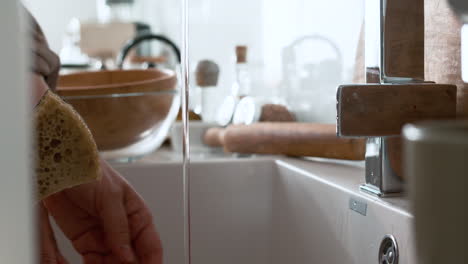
54;157;417;264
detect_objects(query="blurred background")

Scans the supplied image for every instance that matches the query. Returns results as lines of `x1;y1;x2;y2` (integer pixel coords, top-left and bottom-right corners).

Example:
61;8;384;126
25;0;364;160
24;0;363;121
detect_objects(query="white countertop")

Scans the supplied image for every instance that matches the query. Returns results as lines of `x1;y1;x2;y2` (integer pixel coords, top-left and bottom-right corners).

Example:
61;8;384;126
111;146;412;216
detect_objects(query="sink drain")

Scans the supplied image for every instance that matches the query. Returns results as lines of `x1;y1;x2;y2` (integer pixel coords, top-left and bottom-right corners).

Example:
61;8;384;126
379;235;399;264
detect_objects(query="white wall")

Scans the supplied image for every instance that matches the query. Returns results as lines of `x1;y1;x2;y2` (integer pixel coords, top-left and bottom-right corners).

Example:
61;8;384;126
0;1;34;263
22;0;97;52
260;0;364;122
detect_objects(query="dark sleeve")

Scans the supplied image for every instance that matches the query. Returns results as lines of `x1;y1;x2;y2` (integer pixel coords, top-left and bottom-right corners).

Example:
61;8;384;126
25;7;61;90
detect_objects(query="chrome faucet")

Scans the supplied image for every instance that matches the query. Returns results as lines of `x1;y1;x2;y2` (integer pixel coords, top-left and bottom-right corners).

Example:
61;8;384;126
362;0;425;197
336;0;457;197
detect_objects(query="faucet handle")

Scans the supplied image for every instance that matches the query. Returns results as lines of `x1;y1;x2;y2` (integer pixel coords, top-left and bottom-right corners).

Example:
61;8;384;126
337;83;457;137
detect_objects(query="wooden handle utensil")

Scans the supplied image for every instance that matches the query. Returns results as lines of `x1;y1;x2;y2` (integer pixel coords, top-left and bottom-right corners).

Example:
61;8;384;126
222;123;366;160
337;83;457;137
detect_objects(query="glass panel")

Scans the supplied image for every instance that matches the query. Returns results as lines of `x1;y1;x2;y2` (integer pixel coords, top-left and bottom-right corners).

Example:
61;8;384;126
27;0;364;262
25;0;185;263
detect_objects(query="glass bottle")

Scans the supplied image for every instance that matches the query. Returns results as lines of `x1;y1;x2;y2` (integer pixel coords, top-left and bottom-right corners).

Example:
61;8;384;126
194;60;220;123
232;45;252;98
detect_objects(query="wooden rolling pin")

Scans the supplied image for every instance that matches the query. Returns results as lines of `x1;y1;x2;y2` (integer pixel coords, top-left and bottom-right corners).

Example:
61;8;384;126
204;127;225;147
217;123;365;160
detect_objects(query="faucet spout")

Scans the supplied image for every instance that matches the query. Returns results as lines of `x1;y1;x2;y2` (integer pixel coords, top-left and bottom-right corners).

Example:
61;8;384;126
365;0;425;83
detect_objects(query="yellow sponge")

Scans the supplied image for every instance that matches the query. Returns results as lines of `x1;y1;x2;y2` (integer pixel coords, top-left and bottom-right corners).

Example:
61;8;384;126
34;91;101;200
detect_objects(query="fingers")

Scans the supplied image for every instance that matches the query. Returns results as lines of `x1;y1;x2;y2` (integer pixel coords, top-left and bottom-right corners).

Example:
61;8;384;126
99;163;136;263
43;192;96;241
43;192;109;256
38;203;69;264
105;162;164;263
132;219;163;264
82;253;120;264
126;191;163;264
57;254;69;264
100;199;135;263
83;254;104;264
39;204;58;264
45;158;163;264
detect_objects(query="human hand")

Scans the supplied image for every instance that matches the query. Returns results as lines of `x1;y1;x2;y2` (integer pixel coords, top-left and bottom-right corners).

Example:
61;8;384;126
31;74;48;107
38;203;68;264
43;159;163;264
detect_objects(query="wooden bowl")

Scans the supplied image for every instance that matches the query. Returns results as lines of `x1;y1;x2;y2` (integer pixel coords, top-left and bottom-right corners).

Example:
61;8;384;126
57;69;176;97
57;69;179;155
